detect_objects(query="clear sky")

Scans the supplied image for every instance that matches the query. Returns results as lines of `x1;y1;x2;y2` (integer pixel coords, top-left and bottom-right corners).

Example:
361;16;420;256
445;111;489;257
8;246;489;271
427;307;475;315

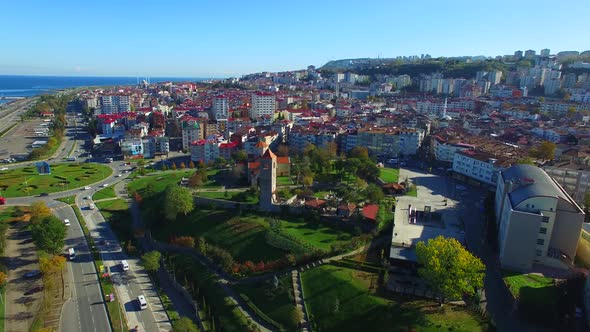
1;0;588;77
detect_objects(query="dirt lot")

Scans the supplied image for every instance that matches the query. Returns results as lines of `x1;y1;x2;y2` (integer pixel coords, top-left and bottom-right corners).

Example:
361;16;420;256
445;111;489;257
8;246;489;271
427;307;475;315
3;221;43;332
0;119;47;160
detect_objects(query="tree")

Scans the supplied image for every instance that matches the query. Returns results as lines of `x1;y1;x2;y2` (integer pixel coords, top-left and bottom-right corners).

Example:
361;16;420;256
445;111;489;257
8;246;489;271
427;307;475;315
416;236;485;305
164;185;194;220
365;183;384;202
31;216;67;255
171;162;177;170
141;251;162;272
30;201;52;223
531;141;556;160
173;316;199;332
349;146;369;160
516;157;535;165
231;150;247;163
188;160;196;169
179;162;186;169
303;175;314;187
0;271;7;289
326;141;338;158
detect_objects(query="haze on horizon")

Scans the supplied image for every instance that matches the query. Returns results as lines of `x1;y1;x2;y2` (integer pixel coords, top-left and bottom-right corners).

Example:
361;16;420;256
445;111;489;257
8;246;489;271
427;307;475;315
1;0;588;78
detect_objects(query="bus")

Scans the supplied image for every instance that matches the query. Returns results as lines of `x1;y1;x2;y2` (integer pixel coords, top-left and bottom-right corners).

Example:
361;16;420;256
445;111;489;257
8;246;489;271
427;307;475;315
68;248;76;260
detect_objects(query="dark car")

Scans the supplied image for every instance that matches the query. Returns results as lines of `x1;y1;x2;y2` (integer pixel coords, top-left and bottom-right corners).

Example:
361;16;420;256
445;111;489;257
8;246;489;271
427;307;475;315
23;270;41;278
24;286;43;295
39;193;49;197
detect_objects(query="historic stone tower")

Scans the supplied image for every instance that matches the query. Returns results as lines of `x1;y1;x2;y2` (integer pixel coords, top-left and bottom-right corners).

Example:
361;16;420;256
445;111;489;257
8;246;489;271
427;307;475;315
259;149;277;211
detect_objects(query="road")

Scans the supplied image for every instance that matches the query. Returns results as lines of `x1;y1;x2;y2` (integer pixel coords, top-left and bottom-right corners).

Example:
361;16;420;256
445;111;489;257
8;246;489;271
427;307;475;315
51;201;111;332
0;98;36;133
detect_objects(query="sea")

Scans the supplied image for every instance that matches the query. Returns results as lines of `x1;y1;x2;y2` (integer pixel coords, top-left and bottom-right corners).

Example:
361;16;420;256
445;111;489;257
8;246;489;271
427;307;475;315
0;75;212;105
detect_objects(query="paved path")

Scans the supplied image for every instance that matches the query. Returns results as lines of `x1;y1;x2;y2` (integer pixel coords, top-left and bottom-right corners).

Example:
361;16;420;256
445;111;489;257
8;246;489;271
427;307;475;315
291;270;310;332
3;221;43;332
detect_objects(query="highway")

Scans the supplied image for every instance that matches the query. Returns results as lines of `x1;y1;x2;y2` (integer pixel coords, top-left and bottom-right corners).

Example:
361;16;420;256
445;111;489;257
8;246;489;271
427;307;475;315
50;201;111;332
0;98;36;133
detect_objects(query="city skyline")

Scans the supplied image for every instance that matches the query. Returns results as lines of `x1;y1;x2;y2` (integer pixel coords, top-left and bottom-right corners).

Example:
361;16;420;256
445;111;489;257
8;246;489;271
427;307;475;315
1;0;589;77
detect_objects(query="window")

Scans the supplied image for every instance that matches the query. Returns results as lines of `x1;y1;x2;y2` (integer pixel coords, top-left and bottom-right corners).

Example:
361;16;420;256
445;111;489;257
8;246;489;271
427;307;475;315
542;216;550;223
536;249;542;256
537;239;545;246
539;227;547;234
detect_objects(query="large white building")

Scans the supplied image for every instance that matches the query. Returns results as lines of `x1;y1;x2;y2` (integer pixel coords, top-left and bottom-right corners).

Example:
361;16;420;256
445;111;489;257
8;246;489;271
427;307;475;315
181;119;201;150
399;129;425;156
99;95;130;115
250;92;276;119
452;150;507;185
213;95;229;120
495;165;584;272
190;139;219;164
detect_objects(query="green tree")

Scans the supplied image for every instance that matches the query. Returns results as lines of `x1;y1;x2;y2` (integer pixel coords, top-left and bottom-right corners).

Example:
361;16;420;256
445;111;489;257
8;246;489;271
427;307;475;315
531;141;556;160
141;251;162;272
303;175;314;187
365;183;384;202
31;216;67;255
231;150;248;163
567;106;577;118
30;201;52;223
164;185;194;220
171;162;177;170
188;160;196;169
173;316;199;332
416;236;485;305
516;157;535;165
348;146;369;160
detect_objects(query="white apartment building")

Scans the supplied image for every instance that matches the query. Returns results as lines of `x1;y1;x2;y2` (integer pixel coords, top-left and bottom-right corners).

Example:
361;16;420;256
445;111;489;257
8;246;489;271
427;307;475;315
213;95;229;120
432;136;472;163
399;129;425;156
452;150;507;185
495;165;584;271
250;92;276;119
190;139;219;164
99;95;130;114
181;119;201;150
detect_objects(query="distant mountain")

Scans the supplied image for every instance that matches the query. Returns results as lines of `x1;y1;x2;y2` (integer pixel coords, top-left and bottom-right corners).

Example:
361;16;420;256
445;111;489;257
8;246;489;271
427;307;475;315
320;58;398;71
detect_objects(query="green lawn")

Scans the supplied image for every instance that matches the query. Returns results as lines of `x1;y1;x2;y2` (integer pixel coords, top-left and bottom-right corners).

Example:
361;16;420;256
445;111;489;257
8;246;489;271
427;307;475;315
93;186;117;201
197;190;258;204
277;176;293;186
379;167;399;183
406;185;418;197
0;163;112;197
502;271;558;305
95;199;133;246
279;217;353;251
127;170;195;195
55;195;76;205
313;191;330;199
302;264;487;332
235;275;298;331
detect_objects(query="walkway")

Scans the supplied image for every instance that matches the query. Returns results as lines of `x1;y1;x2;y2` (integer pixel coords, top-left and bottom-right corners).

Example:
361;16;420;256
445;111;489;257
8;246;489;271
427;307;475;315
291;270;310;332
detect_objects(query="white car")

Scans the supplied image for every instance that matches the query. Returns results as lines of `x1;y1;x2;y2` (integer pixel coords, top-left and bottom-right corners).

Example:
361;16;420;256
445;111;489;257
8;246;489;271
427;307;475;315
116;174;122;177
84;186;91;190
64;219;71;226
88;203;95;210
101;183;109;187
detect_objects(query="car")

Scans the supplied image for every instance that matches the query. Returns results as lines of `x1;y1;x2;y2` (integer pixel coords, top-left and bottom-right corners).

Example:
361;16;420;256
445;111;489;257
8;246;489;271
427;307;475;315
83;196;90;200
121;260;130;271
101;183;109;187
116;174;122;177
64;219;71;226
24;286;43;295
84;186;91;190
39;192;49;197
23;270;41;278
137;295;148;310
88;203;95;210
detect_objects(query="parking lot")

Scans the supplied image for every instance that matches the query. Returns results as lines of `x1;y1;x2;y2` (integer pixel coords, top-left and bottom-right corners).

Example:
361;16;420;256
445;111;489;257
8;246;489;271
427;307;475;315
0;119;47;160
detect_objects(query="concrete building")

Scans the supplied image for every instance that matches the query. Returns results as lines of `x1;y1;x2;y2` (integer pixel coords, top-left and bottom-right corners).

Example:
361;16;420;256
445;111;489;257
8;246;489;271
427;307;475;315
452;150;513;186
250;92;276;119
495;165;584;272
259;149;277;211
190;139;219;164
181;119;202;150
213;95;229;120
399;129;425;156
99;95;130;114
540;48;551;57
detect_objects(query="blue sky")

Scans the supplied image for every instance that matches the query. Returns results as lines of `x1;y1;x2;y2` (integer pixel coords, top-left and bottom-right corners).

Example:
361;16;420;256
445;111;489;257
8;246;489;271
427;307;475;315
1;0;588;77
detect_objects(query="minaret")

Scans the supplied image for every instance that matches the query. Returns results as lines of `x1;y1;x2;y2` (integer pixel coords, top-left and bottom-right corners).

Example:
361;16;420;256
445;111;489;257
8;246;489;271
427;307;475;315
442;97;447;118
259;149;277;211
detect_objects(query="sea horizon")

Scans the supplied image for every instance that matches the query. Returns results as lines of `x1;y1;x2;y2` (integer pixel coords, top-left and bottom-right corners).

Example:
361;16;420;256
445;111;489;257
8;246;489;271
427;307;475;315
0;74;220;104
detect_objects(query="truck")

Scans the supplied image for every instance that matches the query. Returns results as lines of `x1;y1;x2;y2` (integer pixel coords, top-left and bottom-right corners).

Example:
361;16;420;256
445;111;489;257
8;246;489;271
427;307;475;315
0;197;5;205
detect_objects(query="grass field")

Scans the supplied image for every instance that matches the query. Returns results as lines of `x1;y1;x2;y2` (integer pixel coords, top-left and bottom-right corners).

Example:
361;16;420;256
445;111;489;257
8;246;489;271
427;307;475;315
379;167;399;183
197;190;258;204
406;185;418;197
93;186;117;201
302;264;487;332
0;163;112;197
502;270;558;305
236;275;298;331
155;209;356;262
55;195;76;205
127;170;194;195
277;176;293;186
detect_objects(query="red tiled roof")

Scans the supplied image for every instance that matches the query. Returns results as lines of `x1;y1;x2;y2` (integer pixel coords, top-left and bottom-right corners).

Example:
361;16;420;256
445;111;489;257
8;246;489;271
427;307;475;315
362;204;379;221
276;157;289;164
305;199;326;209
260;149;276;160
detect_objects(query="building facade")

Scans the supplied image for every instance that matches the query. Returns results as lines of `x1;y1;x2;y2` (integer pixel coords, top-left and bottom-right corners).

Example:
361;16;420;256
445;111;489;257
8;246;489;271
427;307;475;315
250;92;276;119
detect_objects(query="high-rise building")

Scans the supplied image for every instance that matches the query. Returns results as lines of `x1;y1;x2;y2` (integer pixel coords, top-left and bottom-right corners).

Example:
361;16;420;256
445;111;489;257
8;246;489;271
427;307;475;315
213;95;229;120
524;50;536;59
99;95;130;114
540;48;551;57
514;50;523;59
250;92;276;119
489;71;503;85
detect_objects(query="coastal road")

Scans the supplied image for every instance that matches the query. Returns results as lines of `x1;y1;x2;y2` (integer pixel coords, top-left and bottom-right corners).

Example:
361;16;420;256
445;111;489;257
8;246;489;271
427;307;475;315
51;201;112;332
77;184;172;332
0;98;36;133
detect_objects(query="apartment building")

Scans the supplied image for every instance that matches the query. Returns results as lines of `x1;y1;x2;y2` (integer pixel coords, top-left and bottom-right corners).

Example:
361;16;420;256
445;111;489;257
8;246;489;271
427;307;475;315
250;92;276;119
452;150;513;185
495;165;584;272
190;139;219;164
181;119;202;150
213;95;229;120
99;94;130;114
